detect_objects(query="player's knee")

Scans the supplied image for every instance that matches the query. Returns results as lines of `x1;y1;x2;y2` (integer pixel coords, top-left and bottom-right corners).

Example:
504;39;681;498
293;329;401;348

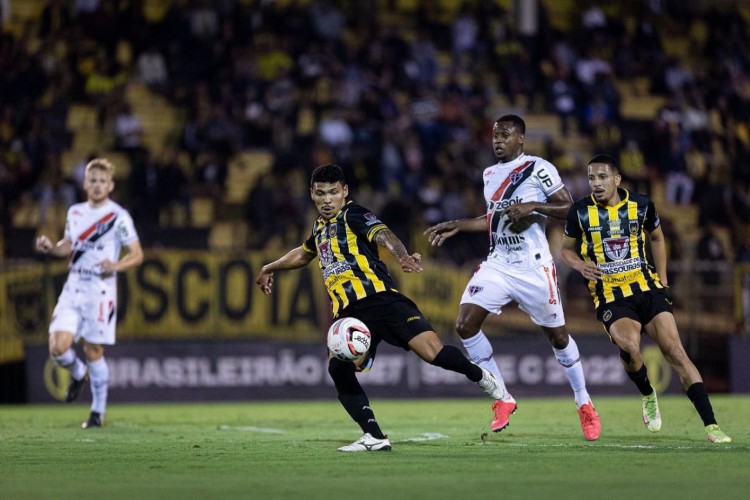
455;317;479;339
48;336;70;358
83;343;104;361
49;345;65;358
544;328;569;349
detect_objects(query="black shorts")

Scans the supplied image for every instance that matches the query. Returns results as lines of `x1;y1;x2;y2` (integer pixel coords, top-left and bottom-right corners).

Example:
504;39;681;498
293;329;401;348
338;291;434;356
596;288;673;333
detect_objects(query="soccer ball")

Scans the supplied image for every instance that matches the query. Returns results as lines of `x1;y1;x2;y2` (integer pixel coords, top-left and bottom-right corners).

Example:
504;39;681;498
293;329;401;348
327;317;371;362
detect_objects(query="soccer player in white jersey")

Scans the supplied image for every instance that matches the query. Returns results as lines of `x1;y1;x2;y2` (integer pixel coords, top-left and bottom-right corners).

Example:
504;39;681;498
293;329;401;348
35;158;143;429
425;115;601;440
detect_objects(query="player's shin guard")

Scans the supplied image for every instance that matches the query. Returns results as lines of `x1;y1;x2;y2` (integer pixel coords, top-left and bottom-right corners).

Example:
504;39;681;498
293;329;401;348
461;331;511;399
87;358;109;416
627;364;655;396
431;345;483;382
553;336;591;408
687;382;718;427
328;358;385;439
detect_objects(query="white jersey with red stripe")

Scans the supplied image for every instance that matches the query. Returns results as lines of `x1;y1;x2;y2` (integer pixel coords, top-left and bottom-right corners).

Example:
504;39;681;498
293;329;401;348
49;199;138;343
482;153;564;271
64;199;139;286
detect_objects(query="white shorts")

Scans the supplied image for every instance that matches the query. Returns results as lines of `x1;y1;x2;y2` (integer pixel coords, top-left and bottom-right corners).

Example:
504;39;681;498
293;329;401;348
460;259;566;328
49;281;118;345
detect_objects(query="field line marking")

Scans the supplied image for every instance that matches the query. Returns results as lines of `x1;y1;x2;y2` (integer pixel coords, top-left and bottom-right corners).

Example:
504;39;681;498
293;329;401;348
217;425;285;434
395;433;449;443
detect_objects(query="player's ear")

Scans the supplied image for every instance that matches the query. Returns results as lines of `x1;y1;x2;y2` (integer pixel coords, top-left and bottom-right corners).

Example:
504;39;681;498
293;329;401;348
342;184;349;197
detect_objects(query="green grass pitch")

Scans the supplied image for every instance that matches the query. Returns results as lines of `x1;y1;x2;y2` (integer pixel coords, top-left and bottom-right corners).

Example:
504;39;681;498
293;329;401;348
1;396;747;499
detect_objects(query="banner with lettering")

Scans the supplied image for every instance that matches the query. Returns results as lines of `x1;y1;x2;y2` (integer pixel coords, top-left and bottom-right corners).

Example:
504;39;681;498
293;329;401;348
25;336;685;403
1;250;483;352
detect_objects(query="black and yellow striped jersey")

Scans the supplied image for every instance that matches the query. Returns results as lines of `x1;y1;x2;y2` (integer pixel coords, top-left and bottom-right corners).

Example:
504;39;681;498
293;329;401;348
302;201;399;317
564;188;665;308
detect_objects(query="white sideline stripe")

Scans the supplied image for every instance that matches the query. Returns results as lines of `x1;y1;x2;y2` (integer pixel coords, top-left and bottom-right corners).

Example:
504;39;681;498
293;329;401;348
218;425;284;434
76;438;97;443
395;433;448;443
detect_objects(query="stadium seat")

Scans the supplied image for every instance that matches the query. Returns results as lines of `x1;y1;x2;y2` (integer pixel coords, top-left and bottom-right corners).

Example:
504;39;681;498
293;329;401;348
209;221;248;251
66;105;99;131
224;150;274;205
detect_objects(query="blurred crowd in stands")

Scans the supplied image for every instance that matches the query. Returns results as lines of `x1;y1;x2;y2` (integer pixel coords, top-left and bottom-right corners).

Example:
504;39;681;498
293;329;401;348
1;0;750;274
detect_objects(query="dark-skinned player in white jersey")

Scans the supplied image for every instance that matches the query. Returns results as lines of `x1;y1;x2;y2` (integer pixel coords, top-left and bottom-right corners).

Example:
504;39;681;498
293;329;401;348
426;115;601;440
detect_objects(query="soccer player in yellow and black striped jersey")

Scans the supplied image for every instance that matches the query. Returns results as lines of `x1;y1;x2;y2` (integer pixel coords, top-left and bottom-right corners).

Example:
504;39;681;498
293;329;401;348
561;154;731;443
255;164;506;452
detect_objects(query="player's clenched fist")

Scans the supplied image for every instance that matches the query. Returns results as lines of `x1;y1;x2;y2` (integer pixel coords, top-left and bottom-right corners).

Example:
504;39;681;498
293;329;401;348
35;235;53;253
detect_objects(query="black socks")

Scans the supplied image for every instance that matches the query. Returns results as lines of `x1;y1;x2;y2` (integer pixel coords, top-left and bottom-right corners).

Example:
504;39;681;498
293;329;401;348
627;364;654;396
329;357;385;438
687;382;717;427
431;345;483;383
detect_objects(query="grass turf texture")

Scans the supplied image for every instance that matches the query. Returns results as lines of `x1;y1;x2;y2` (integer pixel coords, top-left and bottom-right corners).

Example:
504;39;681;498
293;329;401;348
1;396;747;499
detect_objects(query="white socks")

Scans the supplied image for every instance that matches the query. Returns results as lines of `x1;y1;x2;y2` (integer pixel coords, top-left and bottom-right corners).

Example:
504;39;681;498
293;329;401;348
463;332;592;408
52;349;87;381
88;358;109;416
461;331;514;402
553;336;591;408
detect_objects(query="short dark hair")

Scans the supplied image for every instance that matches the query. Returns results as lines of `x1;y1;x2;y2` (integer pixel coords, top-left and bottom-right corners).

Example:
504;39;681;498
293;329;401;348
310;164;346;187
588;153;620;174
495;114;526;134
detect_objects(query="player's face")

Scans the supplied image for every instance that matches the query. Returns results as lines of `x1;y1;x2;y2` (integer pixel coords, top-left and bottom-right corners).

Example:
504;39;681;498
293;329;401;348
587;163;621;205
492;121;524;162
311;181;348;220
84;168;114;206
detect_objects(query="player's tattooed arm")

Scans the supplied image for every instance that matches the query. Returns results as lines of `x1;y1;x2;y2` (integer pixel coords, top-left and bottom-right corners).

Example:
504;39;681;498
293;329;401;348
374;228;423;273
374;228;407;258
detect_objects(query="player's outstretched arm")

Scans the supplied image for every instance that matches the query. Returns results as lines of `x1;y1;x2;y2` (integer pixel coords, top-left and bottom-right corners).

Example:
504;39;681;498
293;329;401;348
424;215;485;246
34;235;72;258
256;246;315;294
374;228;423;273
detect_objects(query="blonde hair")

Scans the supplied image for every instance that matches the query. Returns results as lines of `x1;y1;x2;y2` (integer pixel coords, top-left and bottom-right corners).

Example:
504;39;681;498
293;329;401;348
85;158;116;177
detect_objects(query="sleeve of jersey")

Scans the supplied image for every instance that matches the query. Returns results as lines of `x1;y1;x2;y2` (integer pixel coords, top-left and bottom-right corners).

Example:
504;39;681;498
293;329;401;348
563;203;583;239
346;205;387;241
302;227;318;255
539;160;565;196
116;211;140;245
644;200;661;231
64;208;73;241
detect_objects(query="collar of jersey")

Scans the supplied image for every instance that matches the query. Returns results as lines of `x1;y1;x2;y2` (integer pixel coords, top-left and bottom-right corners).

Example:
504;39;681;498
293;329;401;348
496;152;526;166
592;187;629;208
